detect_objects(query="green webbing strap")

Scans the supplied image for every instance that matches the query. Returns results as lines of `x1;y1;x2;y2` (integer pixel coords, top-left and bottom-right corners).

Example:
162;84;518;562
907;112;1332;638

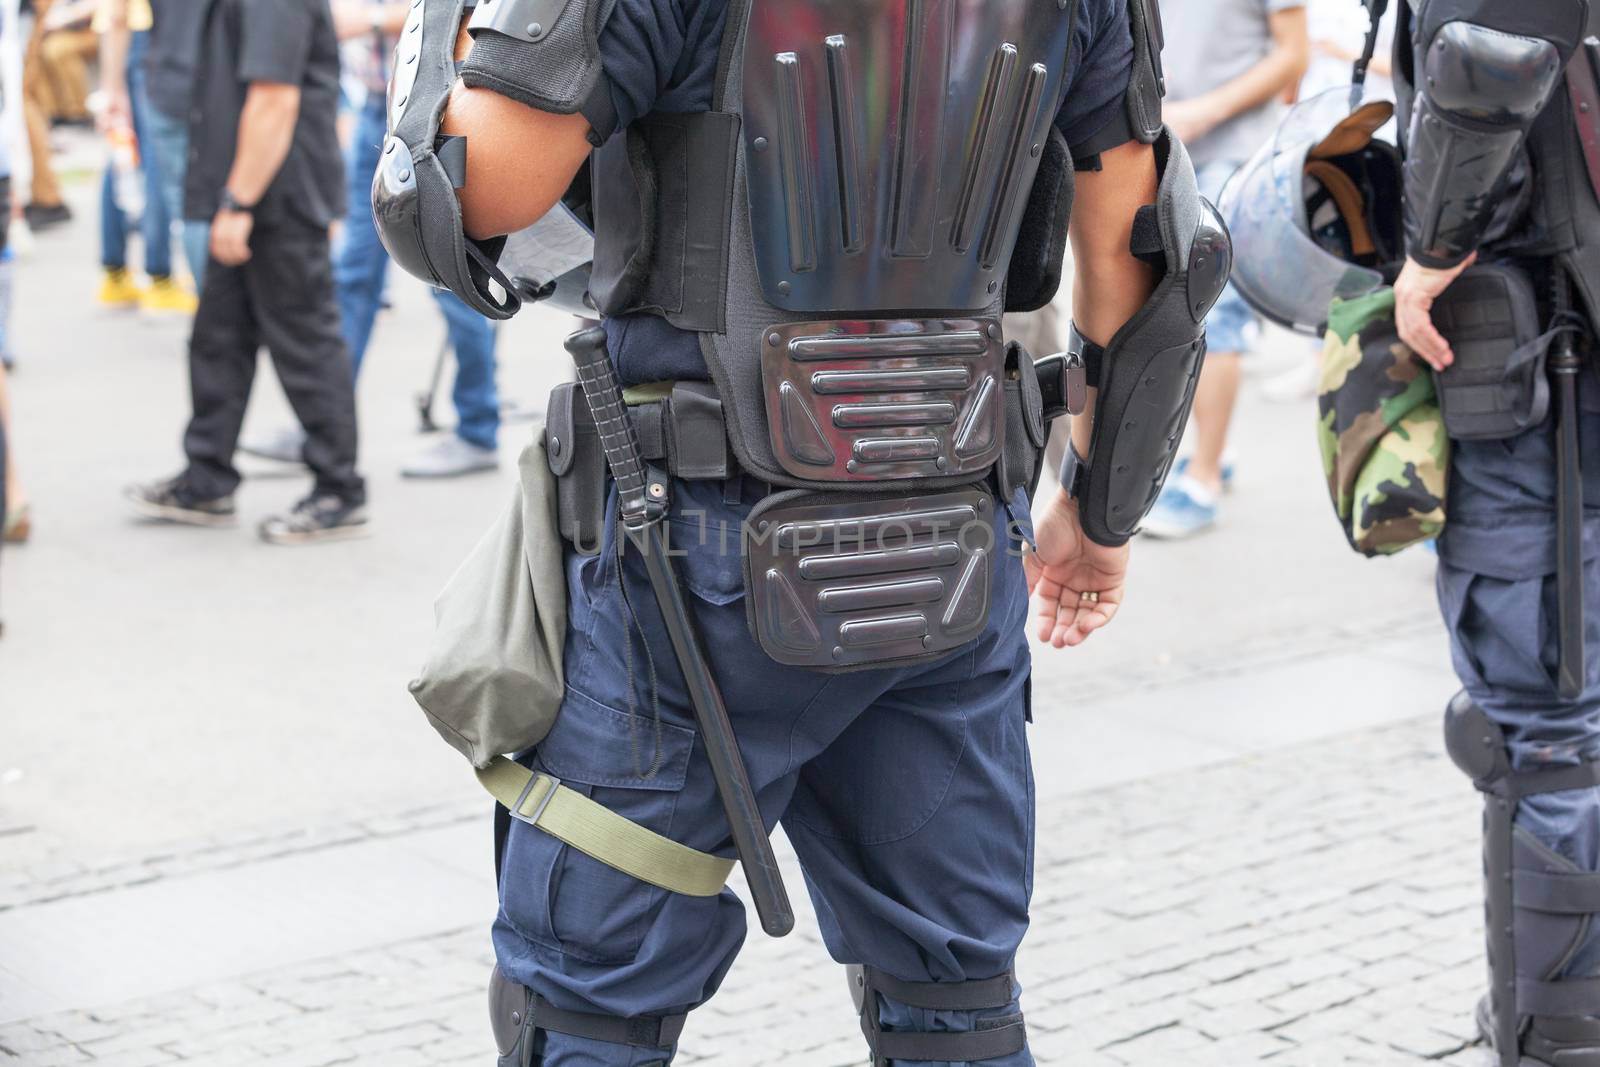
476;756;735;897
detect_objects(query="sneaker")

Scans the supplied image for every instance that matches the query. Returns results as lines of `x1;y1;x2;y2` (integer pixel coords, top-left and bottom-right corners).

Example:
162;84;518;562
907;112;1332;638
258;492;370;545
22;203;72;231
1173;455;1237;493
238;426;308;465
98;267;143;308
400;434;499;478
2;501;29;543
124;476;237;527
1261;358;1320;404
140;275;199;316
1141;475;1220;540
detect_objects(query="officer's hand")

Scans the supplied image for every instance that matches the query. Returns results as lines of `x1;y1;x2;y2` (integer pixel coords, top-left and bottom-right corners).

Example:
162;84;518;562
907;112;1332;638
1025;490;1129;649
210;209;254;267
1394;253;1475;371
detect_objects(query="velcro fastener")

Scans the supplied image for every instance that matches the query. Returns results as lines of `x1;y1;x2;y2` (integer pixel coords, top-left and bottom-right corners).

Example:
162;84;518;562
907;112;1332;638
862;967;1015;1011
1514;869;1600;915
1518;975;1600;1018
1504;761;1600;799
531;993;686;1050
870;1018;1027;1064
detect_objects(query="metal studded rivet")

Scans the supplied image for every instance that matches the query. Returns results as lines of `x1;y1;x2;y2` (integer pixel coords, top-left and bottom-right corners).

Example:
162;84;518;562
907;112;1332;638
550;436;561;455
987;281;999;294
385;140;397;154
778;280;792;295
399;169;412;182
1030;142;1042;158
846;460;859;472
754;136;770;151
527;21;542;35
986;323;1000;339
767;332;780;346
1145;377;1157;387
649;482;666;499
511;1011;522;1026
833;646;845;660
935;456;949;470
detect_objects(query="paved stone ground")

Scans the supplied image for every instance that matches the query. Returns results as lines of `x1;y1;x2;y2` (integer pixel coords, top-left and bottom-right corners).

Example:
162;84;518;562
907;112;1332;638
0;713;1498;1066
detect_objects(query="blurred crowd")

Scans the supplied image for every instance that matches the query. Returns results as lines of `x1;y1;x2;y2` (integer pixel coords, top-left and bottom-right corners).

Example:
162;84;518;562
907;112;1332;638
0;0;1392;627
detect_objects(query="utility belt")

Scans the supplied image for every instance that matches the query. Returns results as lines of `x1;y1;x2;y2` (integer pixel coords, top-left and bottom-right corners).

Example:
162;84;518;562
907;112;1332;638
545;347;1058;672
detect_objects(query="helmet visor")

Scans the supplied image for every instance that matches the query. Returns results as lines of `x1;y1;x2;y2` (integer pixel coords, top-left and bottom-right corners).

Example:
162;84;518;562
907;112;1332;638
1218;89;1388;334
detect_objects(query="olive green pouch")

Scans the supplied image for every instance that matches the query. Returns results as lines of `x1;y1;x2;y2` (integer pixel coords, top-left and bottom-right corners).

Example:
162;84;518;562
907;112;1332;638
1318;289;1451;557
408;423;568;767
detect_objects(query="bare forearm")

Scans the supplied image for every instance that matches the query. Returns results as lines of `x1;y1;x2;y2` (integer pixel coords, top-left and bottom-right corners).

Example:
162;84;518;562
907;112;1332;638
98;0;129;99
225;85;301;204
1194;43;1309;127
1068;141;1161;455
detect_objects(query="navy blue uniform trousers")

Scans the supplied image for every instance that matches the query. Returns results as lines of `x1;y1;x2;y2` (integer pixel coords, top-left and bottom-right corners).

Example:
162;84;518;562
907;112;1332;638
1437;375;1600;979
493;477;1038;1066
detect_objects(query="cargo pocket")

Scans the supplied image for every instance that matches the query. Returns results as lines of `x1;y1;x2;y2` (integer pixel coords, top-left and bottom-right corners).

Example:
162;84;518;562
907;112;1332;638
500;688;700;966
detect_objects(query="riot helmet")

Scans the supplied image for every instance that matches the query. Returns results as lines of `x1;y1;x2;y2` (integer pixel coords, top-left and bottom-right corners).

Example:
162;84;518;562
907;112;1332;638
1219;88;1403;335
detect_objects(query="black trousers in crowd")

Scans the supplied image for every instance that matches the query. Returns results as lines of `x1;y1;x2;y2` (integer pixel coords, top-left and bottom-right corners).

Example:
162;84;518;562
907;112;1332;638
182;221;365;504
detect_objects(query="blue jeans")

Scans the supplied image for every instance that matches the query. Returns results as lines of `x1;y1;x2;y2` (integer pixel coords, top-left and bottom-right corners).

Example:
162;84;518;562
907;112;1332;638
1437;376;1600;978
142;102;208;289
495;478;1037;1065
334;100;499;449
100;32;171;278
1194;160;1254;354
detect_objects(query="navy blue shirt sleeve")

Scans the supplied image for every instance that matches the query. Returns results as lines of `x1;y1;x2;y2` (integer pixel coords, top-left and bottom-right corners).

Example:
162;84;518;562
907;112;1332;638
597;0;729;135
1055;0;1135;150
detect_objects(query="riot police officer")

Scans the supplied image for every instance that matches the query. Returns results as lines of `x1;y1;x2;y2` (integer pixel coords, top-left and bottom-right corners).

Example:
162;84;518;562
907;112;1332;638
1225;1;1600;1061
376;0;1230;1062
1393;2;1600;1060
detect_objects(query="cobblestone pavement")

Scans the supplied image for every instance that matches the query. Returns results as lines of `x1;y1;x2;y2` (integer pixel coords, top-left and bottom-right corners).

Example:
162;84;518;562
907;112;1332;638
0;713;1498;1066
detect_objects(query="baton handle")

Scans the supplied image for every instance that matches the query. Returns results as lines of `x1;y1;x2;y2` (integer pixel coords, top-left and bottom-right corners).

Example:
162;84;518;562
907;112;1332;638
565;326;654;527
1550;271;1586;702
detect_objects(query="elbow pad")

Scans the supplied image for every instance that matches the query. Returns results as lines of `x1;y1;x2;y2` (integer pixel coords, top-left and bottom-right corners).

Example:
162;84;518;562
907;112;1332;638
1403;12;1576;267
1059;130;1232;547
374;0;522;320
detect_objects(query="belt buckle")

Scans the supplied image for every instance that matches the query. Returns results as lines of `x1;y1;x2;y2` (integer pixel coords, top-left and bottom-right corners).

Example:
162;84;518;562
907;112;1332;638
510;772;561;827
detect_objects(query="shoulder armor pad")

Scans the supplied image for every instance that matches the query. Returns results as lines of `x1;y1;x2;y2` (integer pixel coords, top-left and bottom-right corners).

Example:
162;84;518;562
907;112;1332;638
460;0;616;119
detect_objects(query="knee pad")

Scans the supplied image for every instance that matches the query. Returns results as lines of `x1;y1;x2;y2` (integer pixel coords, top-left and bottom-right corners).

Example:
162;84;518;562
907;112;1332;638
488;965;682;1067
847;964;1026;1066
1444;689;1511;787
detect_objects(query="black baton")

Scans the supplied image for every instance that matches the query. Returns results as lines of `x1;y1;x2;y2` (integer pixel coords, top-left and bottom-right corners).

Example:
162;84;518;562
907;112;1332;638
1551;268;1586;702
564;326;796;938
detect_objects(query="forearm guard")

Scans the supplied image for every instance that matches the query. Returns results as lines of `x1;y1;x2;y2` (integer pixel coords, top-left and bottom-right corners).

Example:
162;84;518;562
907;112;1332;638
374;0;522;320
1059;130;1231;547
1402;4;1585;267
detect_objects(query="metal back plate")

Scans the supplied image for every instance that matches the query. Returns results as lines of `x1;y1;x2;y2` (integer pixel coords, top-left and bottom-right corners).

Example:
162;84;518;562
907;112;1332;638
745;488;996;668
761;317;1006;481
741;0;1074;313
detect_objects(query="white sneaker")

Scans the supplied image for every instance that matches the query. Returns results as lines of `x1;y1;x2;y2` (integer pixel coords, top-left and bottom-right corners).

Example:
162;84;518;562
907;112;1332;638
400;434;499;478
238;426;308;464
1261;359;1320;404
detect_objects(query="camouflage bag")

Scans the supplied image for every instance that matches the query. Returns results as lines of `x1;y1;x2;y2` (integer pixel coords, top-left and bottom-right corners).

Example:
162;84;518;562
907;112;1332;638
1317;288;1449;556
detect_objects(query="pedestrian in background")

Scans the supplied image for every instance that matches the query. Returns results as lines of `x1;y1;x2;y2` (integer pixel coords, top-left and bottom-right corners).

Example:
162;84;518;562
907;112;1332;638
19;0;71;230
1141;0;1309;538
93;0;193;315
125;0;367;544
97;0;205;302
241;0;502;480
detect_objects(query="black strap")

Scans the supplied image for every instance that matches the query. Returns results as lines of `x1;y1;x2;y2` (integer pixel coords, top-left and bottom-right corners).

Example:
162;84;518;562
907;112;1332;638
869;1019;1028;1064
860;967;1015;1012
531;994;686;1050
1501;761;1600;799
1068;324;1105;388
435;135;468;189
1518;975;1600;1018
1515;868;1600;914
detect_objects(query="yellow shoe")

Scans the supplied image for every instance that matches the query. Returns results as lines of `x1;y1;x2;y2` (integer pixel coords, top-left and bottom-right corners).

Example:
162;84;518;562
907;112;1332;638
140;275;199;316
97;268;143;308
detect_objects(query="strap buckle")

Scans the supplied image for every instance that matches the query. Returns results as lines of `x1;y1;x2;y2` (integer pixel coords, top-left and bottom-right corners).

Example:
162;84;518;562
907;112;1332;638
510;772;561;827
